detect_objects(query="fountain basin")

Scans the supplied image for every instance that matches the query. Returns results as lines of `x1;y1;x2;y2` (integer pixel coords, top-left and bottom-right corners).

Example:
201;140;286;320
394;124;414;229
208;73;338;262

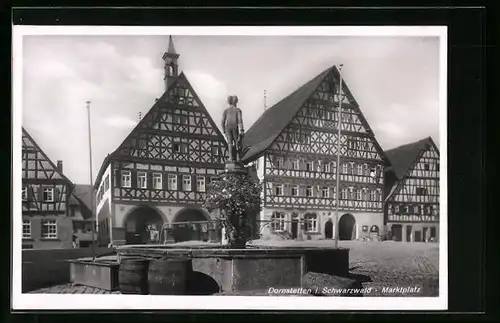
115;244;349;294
69;258;119;291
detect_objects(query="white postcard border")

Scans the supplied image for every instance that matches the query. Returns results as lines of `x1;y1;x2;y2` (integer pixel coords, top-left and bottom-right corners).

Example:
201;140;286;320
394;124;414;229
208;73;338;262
12;25;448;311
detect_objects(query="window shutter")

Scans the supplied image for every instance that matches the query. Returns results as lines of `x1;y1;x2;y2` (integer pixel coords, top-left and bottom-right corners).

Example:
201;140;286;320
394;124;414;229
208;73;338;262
192;175;197;192
38;186;44;201
284;184;290;196
147;172;153;189
163;173;168;190
178;174;183;191
55;187;60;201
116;169;122;187
131;170;137;188
27;186;33;201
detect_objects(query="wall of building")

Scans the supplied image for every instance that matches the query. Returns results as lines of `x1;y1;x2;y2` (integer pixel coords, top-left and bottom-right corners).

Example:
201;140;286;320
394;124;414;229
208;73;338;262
22;215;73;249
258;207;383;241
111;202;216;245
22;247;113;292
387;222;439;242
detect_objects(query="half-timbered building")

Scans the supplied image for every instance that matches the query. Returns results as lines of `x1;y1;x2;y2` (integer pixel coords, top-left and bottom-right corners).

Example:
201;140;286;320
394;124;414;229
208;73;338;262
384;137;440;242
94;36;227;246
68;184;96;248
242;66;389;241
21;128;74;249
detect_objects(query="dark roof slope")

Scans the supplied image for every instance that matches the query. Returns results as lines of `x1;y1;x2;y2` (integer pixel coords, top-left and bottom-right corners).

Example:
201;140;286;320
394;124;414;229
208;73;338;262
69;184;94;219
241;68;331;162
384;136;439;180
241;65;377;163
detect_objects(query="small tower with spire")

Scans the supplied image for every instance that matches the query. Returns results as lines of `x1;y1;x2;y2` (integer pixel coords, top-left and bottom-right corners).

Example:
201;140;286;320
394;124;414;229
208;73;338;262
162;35;180;91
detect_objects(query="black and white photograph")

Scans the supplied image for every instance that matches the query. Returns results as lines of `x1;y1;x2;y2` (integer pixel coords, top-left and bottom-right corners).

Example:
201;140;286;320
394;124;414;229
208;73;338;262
12;26;447;311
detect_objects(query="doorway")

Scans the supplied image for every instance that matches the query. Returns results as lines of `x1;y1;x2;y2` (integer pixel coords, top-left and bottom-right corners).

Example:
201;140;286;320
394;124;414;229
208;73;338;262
338;213;356;240
124;206;164;244
391;224;402;241
324;219;333;239
172;208;209;242
406;225;413;242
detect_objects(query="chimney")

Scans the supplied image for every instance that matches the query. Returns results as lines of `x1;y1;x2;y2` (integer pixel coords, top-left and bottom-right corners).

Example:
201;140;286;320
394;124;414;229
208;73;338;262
57;160;63;173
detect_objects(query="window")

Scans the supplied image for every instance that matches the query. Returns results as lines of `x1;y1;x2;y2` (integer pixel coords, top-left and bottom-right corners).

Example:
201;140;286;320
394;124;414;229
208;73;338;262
323;162;331;173
22;187;27;201
341;188;348;199
167;174;177;190
153;173;162;190
274;157;283;168
304;213;318;232
137;171;147;189
43;188;54;202
174;114;188;125
41;220;57;239
305;186;313;197
361;188;368;200
173;142;181;153
197;176;206;192
182;175;192;191
271;212;286;232
306;161;314;171
436;163;440;171
274;184;283;196
395;205;400;213
357;164;363;175
370;190;376;201
23;220;31;239
356;189;362;200
342;163;348;174
122;171;131;188
212;146;220;156
416;187;428;195
291;185;299;196
414;205;420;214
322;187;329;198
424;163;430;171
363;164;369;176
404;205;410;214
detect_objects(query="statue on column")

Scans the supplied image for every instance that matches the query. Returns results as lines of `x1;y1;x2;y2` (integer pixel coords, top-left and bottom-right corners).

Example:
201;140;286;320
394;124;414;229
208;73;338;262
221;95;244;163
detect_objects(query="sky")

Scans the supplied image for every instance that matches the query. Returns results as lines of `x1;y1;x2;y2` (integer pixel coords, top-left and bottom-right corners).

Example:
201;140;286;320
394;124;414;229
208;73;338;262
21;34;441;185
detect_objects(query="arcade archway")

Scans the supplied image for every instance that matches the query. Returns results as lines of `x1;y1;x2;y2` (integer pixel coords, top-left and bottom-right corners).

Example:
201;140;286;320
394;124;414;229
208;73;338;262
124;206;165;244
172;208;211;243
324;219;334;239
338;213;356;240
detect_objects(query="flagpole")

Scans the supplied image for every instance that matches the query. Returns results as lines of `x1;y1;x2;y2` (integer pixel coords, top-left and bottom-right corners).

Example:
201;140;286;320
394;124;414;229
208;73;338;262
334;64;344;249
86;100;96;261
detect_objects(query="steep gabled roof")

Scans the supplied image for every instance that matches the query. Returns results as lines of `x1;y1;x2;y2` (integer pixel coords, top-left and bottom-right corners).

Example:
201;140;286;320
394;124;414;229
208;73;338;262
241;65;379;163
241;68;330;162
94;71;226;187
22;127;74;186
384;136;440;201
384;136;439;180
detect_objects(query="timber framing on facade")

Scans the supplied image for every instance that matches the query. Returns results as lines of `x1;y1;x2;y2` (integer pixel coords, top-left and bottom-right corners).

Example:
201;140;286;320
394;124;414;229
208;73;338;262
93;36;227;246
383;136;440;242
242;65;390;241
21;127;74;249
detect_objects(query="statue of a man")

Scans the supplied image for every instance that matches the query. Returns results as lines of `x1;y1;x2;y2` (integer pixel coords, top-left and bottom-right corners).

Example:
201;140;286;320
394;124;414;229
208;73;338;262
221;95;244;162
